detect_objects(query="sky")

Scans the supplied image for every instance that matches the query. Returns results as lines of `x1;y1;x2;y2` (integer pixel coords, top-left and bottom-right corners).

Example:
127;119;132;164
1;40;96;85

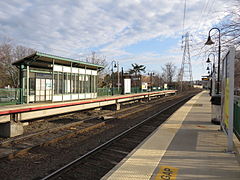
0;0;237;80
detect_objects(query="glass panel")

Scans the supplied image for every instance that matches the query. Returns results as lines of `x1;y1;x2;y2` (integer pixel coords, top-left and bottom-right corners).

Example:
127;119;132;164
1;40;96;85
90;75;94;93
59;72;63;94
36;79;41;95
45;79;52;101
24;77;27;96
86;75;90;93
94;76;97;93
40;79;45;95
64;72;68;94
67;73;71;94
80;74;84;93
29;78;35;95
76;74;79;93
79;75;81;93
40;79;45;101
72;73;76;93
46;79;52;90
54;72;58;94
90;75;92;93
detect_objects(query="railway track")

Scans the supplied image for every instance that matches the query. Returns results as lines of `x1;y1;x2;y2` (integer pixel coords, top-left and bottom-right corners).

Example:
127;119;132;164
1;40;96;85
0;93;183;160
41;92;197;180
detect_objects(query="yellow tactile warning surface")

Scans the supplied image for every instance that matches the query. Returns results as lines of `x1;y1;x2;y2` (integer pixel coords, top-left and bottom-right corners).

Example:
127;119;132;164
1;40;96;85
154;166;179;180
102;92;202;180
102;91;240;180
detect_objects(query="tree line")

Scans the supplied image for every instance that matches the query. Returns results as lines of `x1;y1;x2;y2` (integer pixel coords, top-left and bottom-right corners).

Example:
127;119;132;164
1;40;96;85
0;40;34;88
0;39;194;91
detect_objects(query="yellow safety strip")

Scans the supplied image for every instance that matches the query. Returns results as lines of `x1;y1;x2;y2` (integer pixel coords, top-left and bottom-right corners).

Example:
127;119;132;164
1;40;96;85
155;166;179;180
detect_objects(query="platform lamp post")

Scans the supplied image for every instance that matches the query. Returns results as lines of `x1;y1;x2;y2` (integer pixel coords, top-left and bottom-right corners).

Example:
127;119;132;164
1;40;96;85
205;27;221;94
148;72;154;91
117;62;120;92
111;60;117;96
206;53;216;96
206;66;211;91
206;66;211;73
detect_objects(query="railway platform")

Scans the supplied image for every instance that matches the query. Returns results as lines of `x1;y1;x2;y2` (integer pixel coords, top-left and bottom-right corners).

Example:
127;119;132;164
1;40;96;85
102;91;240;180
0;90;176;137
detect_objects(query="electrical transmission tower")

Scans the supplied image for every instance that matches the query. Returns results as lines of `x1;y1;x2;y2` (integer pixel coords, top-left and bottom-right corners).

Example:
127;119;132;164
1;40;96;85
180;32;193;90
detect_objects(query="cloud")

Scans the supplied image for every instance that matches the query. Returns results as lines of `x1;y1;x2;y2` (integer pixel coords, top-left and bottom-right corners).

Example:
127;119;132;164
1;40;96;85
0;0;237;80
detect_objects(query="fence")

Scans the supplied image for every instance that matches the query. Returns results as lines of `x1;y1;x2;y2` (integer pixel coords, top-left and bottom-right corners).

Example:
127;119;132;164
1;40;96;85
234;96;240;139
0;87;172;105
0;88;21;105
97;88;122;96
97;87;143;96
97;87;167;97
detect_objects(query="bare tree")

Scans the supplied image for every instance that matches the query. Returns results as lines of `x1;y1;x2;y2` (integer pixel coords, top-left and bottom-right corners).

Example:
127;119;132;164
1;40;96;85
0;41;34;88
14;45;34;60
86;51;108;68
161;62;176;84
85;51;109;88
218;1;240;94
0;43;18;87
235;51;240;92
176;68;182;82
220;1;240;48
152;73;164;88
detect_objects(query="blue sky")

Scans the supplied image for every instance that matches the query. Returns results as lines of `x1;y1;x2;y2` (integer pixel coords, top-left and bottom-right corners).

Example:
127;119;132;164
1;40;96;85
124;37;178;55
0;0;237;80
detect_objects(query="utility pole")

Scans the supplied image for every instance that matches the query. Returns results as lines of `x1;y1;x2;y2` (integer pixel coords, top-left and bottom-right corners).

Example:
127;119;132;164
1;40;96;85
121;67;124;95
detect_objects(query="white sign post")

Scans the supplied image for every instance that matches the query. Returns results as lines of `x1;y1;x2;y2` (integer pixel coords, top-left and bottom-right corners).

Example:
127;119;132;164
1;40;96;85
124;78;131;94
221;46;235;152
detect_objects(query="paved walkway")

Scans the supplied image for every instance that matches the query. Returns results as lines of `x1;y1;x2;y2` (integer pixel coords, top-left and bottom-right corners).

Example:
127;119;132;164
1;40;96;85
102;91;240;180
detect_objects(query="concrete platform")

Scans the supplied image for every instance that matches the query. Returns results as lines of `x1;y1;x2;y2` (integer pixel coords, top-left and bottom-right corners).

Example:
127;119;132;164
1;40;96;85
102;91;240;180
0;90;176;122
0;90;176;137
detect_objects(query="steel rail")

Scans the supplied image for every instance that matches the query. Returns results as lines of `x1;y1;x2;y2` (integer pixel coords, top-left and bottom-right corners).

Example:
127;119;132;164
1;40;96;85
41;94;194;180
0;94;174;146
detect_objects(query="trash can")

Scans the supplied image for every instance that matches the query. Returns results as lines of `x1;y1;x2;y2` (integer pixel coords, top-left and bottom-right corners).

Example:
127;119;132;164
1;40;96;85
211;95;221;125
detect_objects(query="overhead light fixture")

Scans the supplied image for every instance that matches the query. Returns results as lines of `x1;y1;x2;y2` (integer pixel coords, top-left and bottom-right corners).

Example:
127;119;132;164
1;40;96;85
206;57;211;63
205;35;214;45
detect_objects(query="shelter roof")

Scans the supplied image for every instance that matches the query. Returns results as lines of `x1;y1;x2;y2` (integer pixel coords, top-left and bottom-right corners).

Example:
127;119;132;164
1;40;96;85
12;51;104;70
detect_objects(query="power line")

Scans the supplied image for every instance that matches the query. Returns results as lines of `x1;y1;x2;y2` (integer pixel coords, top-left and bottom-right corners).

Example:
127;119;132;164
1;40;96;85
194;0;211;33
182;0;187;34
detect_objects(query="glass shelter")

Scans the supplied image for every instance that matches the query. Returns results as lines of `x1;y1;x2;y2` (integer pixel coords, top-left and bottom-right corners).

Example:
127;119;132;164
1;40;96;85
13;52;103;104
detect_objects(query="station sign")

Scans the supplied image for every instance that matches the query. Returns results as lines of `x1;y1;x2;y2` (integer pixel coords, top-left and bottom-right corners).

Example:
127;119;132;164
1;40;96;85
36;73;52;79
201;77;209;81
221;46;235;152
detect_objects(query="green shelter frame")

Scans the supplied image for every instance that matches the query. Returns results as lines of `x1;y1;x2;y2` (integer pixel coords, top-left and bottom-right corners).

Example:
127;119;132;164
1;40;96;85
13;52;104;104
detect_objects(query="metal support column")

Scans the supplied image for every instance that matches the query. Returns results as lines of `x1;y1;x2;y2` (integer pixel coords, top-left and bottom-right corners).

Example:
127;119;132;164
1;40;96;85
52;59;55;102
62;66;64;102
26;65;29;104
70;62;72;101
117;62;120;92
19;65;24;104
121;67;124;95
85;66;87;99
